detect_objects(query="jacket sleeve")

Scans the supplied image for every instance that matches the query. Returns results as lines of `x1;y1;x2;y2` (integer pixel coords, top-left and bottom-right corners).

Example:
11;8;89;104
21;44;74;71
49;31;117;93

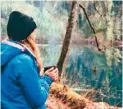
16;55;53;108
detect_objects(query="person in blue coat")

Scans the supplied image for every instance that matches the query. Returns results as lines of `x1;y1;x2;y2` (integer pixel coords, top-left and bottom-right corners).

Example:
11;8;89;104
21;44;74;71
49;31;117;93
1;11;59;109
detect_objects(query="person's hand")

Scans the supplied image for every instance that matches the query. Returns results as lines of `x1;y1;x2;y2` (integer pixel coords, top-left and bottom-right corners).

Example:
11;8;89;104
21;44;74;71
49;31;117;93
45;67;59;81
40;67;59;81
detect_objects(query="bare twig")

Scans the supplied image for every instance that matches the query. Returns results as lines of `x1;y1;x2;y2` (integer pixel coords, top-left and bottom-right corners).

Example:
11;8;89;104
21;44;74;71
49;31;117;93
79;4;103;52
114;100;122;107
93;1;103;17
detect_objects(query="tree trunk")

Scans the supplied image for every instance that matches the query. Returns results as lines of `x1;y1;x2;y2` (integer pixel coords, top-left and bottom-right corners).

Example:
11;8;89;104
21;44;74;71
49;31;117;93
57;1;77;78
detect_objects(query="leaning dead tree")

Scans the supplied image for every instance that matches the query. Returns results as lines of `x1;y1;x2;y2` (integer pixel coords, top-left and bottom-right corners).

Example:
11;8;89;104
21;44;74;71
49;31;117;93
57;1;104;79
57;1;78;77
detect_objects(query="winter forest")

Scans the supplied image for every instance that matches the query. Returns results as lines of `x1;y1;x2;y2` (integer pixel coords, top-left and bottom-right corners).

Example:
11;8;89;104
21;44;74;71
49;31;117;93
1;0;122;109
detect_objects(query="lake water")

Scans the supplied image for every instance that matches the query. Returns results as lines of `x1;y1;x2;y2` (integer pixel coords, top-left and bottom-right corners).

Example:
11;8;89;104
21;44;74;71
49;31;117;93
38;44;122;107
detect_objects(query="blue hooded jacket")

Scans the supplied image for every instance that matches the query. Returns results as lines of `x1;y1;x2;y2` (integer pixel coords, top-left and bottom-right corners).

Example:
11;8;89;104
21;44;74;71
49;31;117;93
1;40;53;109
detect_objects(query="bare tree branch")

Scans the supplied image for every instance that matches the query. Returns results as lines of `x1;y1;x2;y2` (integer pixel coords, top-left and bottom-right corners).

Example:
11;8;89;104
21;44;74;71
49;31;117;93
79;4;103;52
93;1;103;17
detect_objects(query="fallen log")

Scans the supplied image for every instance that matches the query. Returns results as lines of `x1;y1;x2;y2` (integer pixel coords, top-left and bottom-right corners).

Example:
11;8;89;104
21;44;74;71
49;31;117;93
46;83;122;109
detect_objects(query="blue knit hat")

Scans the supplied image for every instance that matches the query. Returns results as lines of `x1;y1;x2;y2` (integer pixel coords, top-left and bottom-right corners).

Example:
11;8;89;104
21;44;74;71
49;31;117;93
7;11;37;41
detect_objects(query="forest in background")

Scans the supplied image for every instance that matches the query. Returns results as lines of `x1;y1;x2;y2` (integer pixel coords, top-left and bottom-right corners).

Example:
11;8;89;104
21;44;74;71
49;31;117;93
1;0;122;108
